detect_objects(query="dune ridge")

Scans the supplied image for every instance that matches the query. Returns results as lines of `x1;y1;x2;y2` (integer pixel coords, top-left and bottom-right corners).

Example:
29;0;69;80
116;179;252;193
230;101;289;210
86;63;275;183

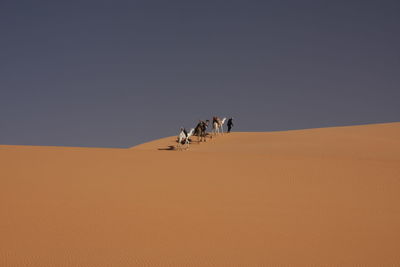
1;122;400;266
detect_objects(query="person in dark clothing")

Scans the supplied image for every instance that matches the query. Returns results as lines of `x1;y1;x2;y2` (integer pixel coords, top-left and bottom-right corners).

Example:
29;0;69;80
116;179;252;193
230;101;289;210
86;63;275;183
227;118;234;133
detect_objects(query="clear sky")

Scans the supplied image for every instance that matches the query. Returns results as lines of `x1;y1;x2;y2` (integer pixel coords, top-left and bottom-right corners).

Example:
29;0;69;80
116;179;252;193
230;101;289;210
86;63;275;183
1;0;399;147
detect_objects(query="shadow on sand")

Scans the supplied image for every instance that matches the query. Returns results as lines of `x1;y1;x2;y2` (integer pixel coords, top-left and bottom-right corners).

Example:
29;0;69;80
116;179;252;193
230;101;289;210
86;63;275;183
158;145;176;151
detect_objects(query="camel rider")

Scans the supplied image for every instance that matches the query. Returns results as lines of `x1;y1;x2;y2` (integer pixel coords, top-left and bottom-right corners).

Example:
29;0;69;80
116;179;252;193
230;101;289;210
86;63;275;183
212;116;218;125
227;118;234;133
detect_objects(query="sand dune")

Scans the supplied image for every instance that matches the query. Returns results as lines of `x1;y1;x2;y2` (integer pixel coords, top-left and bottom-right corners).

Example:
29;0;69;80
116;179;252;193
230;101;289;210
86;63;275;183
1;122;400;266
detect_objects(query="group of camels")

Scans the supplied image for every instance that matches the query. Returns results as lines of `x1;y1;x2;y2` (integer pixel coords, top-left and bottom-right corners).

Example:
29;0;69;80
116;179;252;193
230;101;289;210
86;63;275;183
177;117;227;150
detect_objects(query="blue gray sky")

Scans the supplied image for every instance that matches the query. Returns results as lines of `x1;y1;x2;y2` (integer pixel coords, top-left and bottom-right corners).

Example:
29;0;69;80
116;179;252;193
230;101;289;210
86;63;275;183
1;0;399;147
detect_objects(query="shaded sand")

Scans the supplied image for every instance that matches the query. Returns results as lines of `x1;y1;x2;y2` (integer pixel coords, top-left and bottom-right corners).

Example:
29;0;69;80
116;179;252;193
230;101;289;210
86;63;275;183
1;122;400;266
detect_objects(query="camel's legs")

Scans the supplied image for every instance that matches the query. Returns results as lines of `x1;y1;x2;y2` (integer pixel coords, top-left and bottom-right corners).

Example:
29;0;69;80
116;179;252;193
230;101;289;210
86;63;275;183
185;139;190;150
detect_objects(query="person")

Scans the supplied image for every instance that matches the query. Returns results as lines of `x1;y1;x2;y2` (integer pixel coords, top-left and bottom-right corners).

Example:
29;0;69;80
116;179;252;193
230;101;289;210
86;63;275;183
177;127;188;144
227;118;234;133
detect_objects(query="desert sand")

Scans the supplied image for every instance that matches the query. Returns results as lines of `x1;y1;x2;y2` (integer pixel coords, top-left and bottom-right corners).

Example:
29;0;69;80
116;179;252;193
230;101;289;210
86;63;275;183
1;122;399;266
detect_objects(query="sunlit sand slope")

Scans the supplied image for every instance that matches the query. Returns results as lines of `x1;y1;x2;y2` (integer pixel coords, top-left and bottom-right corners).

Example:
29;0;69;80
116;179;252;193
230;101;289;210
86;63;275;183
1;122;399;266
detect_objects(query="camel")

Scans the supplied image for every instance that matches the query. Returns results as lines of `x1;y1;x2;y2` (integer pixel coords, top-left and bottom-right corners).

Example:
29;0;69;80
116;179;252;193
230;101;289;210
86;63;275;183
176;128;195;150
212;117;226;136
194;120;210;142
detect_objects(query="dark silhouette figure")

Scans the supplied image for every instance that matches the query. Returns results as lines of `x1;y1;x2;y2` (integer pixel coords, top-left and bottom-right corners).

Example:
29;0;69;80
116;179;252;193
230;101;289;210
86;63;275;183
227;118;234;133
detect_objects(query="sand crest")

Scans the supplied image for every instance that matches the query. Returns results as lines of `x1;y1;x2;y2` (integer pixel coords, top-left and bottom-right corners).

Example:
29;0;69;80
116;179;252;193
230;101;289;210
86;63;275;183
1;122;400;266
